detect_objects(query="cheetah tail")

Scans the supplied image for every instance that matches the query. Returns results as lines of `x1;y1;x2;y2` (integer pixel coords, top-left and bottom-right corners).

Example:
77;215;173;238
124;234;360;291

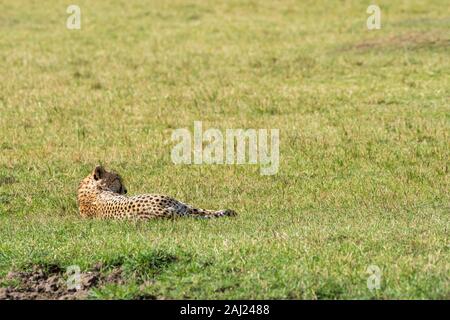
187;207;237;218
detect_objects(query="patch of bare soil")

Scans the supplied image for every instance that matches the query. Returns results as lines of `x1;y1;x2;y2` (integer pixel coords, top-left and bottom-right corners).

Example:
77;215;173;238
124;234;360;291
343;32;449;51
0;263;124;300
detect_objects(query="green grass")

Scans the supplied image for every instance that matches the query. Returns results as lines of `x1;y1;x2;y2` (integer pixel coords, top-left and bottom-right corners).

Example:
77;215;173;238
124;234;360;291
0;0;449;299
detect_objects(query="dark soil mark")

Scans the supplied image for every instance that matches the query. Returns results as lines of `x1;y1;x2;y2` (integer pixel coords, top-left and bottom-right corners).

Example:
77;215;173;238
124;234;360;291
0;263;124;300
342;32;449;52
0;176;16;186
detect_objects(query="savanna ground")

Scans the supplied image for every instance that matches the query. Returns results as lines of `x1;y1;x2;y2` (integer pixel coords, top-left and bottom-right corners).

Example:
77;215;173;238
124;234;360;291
0;0;449;299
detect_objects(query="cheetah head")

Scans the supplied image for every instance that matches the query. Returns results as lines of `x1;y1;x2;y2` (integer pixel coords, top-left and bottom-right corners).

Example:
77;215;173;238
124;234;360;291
80;165;127;195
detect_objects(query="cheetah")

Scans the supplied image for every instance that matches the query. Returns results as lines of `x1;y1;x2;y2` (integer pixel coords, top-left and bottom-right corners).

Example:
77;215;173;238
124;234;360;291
77;166;237;220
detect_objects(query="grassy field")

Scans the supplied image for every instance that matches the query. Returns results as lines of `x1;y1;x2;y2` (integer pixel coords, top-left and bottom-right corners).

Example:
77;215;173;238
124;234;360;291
0;0;449;299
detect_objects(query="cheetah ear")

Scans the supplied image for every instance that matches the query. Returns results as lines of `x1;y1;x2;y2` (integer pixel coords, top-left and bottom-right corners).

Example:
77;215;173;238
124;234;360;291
93;165;105;180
